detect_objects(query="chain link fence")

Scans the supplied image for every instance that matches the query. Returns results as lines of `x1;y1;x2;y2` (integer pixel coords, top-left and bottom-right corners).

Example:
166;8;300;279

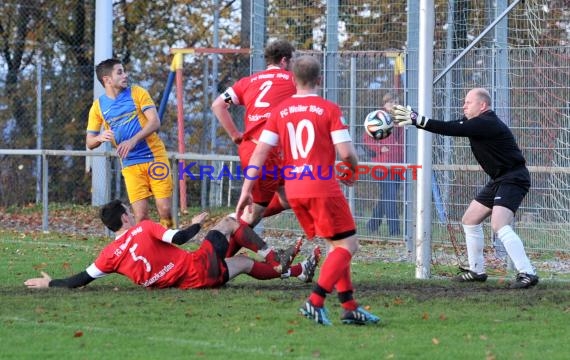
1;1;570;264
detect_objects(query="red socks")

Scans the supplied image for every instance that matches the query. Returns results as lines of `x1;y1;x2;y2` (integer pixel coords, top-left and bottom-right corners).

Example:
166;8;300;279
247;262;281;280
230;223;264;252
336;269;358;311
309;247;352;307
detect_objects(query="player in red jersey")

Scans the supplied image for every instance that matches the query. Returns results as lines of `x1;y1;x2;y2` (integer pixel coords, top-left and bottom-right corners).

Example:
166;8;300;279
211;40;299;269
236;55;381;325
24;200;320;290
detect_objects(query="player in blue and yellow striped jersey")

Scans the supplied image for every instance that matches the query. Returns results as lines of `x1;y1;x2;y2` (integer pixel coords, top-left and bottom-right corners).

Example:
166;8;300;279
86;58;173;228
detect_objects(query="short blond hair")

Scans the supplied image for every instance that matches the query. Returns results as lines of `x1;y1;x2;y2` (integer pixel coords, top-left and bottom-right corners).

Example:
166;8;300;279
382;92;398;104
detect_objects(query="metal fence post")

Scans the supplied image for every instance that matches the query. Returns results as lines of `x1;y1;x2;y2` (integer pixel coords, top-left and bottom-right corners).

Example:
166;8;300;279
42;152;48;233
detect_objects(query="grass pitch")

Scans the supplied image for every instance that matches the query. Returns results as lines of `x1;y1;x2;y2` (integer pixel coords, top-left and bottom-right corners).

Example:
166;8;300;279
1;229;570;359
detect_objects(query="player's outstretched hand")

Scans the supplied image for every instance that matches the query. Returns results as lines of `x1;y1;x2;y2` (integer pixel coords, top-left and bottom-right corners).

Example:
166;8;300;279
24;271;52;289
191;211;209;225
392;105;429;128
235;192;253;220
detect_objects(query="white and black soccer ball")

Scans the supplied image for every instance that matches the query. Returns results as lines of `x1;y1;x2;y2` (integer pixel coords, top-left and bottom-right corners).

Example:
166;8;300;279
364;109;394;140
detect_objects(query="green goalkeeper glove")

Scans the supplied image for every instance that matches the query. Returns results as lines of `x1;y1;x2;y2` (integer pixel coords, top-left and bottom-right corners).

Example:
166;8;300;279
392;105;429;128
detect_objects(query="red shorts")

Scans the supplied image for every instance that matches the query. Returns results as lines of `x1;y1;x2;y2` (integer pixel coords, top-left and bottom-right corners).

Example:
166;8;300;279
239;140;282;205
288;196;356;240
177;240;228;289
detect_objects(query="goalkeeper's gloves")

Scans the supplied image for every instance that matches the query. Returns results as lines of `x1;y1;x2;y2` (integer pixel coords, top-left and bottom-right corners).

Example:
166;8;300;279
392;105;429;128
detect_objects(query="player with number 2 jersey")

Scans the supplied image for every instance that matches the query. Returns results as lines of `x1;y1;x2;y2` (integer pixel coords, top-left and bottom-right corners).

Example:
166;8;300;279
212;40;296;207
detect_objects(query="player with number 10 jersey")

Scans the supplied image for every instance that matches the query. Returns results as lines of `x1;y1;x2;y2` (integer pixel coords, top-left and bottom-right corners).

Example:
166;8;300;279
237;56;381;325
262;94;348;199
260;93;356;239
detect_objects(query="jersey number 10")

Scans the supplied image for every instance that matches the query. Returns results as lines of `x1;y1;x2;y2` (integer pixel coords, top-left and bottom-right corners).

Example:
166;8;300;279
286;120;315;160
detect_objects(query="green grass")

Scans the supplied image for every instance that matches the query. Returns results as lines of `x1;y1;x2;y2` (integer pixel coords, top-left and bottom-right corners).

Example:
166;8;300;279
2;230;570;359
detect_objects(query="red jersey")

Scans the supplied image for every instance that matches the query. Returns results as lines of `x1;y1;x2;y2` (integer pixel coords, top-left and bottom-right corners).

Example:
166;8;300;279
226;66;296;141
260;94;352;199
87;220;194;288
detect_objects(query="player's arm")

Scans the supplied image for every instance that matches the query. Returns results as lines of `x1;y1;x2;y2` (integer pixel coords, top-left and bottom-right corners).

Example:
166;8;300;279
336;141;359;186
337;142;358;168
392;105;490;137
86;103;114;150
86;132;115;150
211;90;243;144
24;270;96;289
115;106;160;159
236;140;274;217
162;212;208;245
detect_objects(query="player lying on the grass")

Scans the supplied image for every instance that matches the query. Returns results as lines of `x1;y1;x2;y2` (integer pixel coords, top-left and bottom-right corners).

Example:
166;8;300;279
24;200;321;290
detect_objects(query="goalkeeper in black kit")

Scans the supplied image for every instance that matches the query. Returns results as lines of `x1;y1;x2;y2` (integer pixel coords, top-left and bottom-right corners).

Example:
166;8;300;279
392;87;538;289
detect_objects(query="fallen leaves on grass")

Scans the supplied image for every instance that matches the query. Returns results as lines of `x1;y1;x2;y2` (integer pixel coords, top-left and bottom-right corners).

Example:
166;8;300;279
32;263;47;271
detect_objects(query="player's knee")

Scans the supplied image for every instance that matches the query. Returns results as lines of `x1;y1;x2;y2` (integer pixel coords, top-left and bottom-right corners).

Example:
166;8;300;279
490;221;509;234
213;216;239;236
461;214;479;226
156;203;171;218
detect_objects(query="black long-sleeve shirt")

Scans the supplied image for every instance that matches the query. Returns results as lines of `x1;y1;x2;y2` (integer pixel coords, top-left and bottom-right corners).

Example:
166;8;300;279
423;110;526;180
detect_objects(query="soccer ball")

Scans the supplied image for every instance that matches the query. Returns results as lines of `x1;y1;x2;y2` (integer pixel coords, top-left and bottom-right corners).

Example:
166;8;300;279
364;109;393;140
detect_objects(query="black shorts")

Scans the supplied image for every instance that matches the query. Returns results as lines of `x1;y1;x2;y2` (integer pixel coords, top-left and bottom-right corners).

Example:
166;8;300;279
203;230;230;284
475;167;530;213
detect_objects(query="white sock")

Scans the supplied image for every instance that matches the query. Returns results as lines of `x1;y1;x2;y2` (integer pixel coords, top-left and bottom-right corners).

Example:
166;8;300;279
463;224;485;274
497;225;535;275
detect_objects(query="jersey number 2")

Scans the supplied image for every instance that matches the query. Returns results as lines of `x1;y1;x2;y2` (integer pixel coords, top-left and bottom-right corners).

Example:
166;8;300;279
254;81;272;108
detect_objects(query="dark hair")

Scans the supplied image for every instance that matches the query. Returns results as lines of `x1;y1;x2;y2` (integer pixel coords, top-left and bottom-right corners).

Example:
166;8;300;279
100;199;127;232
95;58;122;87
264;40;295;65
292;55;321;87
